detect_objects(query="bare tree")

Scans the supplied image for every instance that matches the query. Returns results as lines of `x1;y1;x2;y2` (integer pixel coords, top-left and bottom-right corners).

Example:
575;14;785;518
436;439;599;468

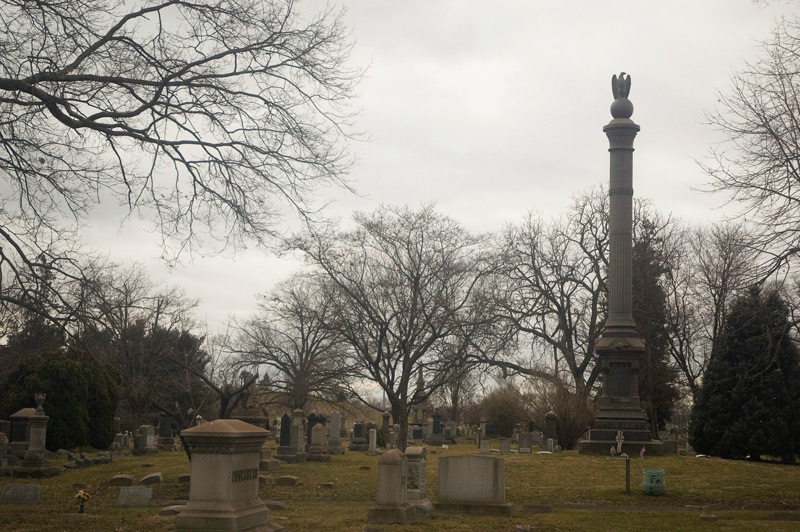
489;189;609;397
230;273;351;410
0;0;360;324
664;223;759;394
188;332;259;420
79;262;205;427
293;205;501;450
704;16;800;271
490;188;683;437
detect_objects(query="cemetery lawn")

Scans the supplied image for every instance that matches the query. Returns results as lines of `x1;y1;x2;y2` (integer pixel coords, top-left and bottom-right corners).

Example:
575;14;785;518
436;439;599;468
1;442;799;532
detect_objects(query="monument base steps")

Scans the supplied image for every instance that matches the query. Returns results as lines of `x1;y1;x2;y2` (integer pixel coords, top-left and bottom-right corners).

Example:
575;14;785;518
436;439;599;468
175;498;284;532
367;503;417;525
576;439;665;456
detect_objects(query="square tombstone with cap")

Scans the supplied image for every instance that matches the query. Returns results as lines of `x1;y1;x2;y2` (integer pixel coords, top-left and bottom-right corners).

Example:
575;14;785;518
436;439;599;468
175;419;284;532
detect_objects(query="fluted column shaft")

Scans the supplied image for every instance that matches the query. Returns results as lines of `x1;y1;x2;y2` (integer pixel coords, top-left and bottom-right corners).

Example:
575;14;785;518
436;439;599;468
603;119;639;333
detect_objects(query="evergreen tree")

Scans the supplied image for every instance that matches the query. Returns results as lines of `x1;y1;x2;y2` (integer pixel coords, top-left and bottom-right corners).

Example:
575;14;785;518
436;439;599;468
689;287;800;462
632;217;680;437
0;349;118;450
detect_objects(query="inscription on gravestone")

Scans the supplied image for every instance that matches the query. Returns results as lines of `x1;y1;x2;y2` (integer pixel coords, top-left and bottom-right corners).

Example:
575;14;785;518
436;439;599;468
608;365;632;397
1;484;42;504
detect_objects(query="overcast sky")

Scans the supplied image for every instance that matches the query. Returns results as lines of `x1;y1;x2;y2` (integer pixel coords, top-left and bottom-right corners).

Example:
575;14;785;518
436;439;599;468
83;0;796;332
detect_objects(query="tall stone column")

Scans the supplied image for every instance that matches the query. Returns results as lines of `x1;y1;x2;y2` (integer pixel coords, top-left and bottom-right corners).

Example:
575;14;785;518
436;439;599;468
578;73;662;455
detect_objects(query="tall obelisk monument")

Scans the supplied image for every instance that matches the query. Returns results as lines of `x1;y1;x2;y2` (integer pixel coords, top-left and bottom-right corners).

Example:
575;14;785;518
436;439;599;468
578;73;662;455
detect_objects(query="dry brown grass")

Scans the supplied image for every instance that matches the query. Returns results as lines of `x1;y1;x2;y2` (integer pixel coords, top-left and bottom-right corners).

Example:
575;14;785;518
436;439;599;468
1;440;799;531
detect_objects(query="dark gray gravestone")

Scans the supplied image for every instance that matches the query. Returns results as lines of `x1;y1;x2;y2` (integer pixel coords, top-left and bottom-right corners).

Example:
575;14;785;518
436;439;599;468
279;413;291;447
1;484;41;504
117;486;152;507
158;415;173;438
353;421;366;441
485;423;499;438
381;411;391;437
544;411;558;441
432;411;442;435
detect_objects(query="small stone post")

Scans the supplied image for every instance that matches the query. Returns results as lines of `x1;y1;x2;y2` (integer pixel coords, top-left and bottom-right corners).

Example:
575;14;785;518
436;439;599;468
368;428;378;455
328;412;344;454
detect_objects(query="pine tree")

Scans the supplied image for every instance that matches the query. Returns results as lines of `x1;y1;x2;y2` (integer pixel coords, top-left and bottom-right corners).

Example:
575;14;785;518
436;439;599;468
689;287;800;462
632;217;679;437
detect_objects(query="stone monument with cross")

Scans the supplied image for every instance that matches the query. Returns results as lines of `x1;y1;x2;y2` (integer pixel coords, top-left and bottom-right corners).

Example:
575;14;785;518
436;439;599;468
577;73;663;455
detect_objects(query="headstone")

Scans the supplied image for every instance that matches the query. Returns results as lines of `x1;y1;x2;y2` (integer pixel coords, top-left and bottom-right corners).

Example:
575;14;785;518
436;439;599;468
289;409;307;461
1;484;42;504
117;486;152;508
306;412;325;448
328;412;344;454
405;446;433;518
109;474;135;486
350;421;368;452
277;413;293;458
307;424;331;462
275;475;300;486
518;432;533;454
411;426;423;441
9;408;34;458
367;449;416;525
485;423;499;438
479;439;491;454
405;447;426;501
479;419;487;438
13;394;59;477
259;443;281;471
547;438;554;453
140;472;163;485
175;419;284;531
157;414;178;451
381;411;391;445
294;421;305;455
444;421;456;443
425;410;444;446
499;437;511;454
392;424;400;449
368;428;378;455
434;455;513;516
133;425;158;455
114;433;130;448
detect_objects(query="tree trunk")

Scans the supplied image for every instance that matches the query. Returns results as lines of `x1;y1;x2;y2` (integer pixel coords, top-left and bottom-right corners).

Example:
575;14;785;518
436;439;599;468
392;402;409;452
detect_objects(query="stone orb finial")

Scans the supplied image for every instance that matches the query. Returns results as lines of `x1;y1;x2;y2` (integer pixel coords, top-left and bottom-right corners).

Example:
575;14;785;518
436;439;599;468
610;72;634;119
